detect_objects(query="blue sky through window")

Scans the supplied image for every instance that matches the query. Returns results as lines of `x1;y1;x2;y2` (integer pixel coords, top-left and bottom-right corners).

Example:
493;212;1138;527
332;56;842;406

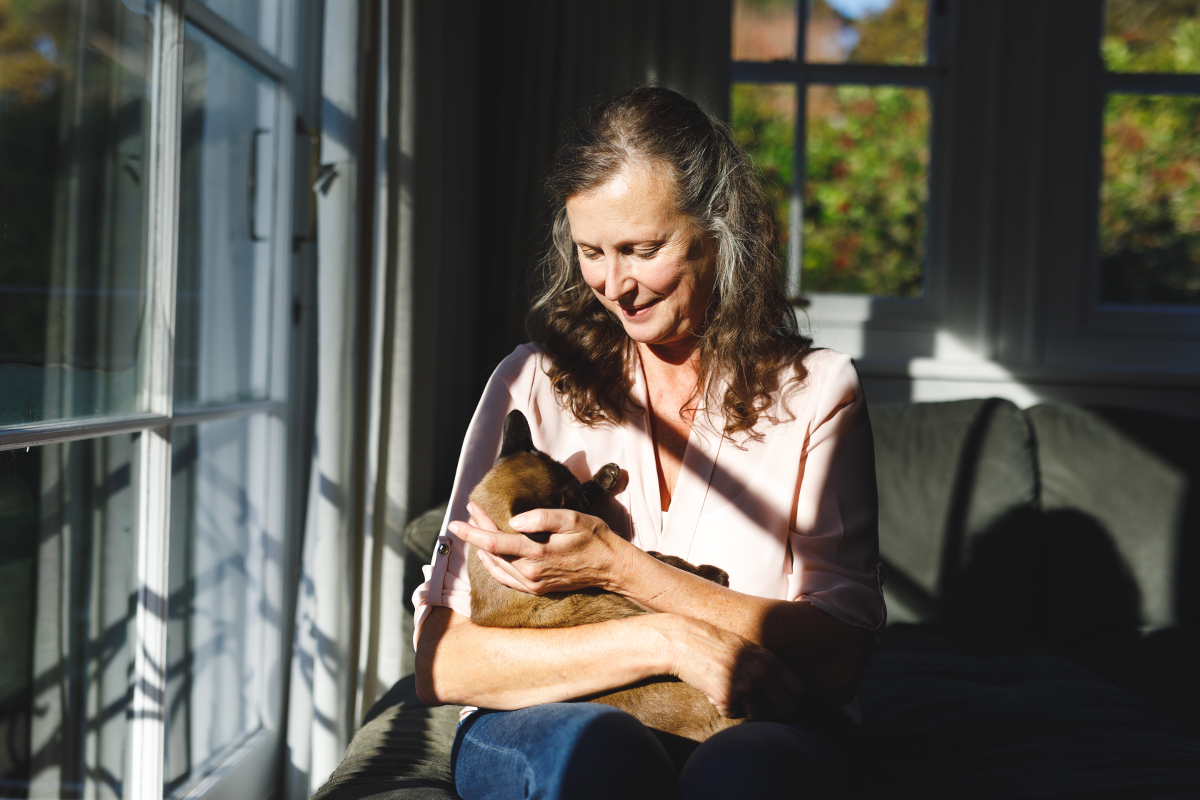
826;0;893;20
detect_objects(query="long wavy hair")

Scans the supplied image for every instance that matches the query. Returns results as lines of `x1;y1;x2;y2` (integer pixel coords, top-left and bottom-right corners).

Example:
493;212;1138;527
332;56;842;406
526;86;811;437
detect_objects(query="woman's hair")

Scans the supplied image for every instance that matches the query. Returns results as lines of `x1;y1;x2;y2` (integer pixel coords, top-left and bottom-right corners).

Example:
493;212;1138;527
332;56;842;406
526;85;811;436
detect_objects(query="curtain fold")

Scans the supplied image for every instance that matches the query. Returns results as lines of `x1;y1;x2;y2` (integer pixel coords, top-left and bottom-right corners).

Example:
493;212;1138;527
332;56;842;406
285;0;367;796
285;1;731;795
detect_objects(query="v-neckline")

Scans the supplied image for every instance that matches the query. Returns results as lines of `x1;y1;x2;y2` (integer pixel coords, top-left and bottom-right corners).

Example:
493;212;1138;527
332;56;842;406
630;352;725;553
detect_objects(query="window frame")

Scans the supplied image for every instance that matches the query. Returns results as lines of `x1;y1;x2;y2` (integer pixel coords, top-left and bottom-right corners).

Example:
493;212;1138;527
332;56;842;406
730;0;955;339
1078;32;1200;340
0;0;309;797
1039;0;1200;377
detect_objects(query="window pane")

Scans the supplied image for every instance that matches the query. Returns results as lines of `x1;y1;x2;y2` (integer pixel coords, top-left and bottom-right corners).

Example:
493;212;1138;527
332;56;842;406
0;435;137;799
804;84;929;296
175;25;279;410
194;0;281;57
0;1;151;425
807;0;927;66
165;416;271;795
732;0;798;61
1099;93;1200;306
732;83;797;265
1103;1;1200;74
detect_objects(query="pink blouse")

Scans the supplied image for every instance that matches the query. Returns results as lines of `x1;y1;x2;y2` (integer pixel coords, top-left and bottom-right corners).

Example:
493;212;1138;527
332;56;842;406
412;344;886;643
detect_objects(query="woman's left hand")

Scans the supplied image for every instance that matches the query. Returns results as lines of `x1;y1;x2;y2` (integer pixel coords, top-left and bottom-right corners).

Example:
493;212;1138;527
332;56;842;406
451;502;636;596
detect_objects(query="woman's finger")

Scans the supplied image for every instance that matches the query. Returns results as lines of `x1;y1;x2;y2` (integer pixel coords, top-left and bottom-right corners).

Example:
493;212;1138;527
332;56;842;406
476;550;540;594
452;522;541;559
508;508;581;535
774;660;805;697
753;666;795;718
465;502;502;532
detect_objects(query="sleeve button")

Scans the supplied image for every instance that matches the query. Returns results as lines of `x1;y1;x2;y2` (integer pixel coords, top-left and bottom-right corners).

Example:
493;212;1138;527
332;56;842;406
437;541;450;556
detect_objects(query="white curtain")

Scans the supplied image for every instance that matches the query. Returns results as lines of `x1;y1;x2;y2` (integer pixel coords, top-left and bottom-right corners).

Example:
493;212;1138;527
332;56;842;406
284;0;368;795
284;0;731;795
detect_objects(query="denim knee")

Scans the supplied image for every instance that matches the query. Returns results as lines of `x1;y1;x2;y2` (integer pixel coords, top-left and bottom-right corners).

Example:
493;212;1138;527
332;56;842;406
679;722;851;800
454;703;676;800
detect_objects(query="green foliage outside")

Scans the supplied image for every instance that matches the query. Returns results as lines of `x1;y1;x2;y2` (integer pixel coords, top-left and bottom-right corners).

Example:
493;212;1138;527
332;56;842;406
803;85;928;296
732;0;931;297
1100;1;1200;305
731;84;795;265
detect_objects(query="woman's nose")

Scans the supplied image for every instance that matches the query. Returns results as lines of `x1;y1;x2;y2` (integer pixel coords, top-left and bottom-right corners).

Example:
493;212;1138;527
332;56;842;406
603;254;637;301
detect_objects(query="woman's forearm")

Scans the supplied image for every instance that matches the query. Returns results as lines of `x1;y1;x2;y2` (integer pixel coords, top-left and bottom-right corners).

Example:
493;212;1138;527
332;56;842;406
414;605;672;709
613;544;873;704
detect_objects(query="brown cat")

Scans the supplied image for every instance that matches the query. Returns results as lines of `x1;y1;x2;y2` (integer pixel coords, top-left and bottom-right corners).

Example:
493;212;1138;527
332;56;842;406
466;410;740;743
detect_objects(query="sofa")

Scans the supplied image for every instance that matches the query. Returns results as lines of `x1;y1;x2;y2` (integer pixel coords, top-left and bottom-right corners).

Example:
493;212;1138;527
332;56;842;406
313;398;1200;799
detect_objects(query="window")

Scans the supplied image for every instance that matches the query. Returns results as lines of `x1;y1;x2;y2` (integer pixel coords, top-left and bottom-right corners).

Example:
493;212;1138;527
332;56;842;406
730;0;942;301
1096;1;1200;309
0;1;307;797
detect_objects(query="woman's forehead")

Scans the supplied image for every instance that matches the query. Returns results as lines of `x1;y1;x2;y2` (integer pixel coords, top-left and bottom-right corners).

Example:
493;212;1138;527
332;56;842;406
565;163;685;235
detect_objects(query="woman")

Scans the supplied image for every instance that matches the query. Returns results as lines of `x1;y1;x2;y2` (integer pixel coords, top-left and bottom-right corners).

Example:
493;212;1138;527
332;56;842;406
413;86;884;799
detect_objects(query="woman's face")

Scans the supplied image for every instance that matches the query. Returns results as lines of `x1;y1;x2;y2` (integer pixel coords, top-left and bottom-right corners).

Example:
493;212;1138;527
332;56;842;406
566;160;716;355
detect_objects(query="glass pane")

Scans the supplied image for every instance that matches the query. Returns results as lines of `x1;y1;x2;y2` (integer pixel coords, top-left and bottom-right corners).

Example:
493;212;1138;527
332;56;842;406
0;1;152;425
732;83;797;265
1099;93;1200;306
175;24;279;410
196;0;281;57
1103;0;1200;74
733;0;798;61
803;84;930;296
165;416;271;795
807;0;927;65
0;434;137;799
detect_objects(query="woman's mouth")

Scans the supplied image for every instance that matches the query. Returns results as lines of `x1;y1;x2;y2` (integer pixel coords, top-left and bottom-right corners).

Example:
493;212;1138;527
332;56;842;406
619;299;660;318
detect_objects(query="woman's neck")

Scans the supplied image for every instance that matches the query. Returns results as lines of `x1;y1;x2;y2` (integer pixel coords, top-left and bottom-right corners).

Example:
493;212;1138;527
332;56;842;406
636;339;701;385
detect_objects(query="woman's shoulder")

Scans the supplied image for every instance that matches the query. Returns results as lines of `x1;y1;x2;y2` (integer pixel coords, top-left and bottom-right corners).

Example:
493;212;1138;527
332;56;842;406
777;346;857;387
774;347;862;419
487;343;557;402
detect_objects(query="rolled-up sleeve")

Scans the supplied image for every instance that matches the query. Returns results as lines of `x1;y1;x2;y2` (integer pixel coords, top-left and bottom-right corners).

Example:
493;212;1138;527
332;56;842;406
411;346;540;646
786;353;886;634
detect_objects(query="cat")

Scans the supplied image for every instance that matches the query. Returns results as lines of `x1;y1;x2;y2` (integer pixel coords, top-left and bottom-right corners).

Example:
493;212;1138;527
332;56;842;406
465;409;740;743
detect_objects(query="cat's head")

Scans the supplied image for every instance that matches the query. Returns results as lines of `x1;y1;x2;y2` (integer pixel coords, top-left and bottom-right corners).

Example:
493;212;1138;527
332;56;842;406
468;410;620;538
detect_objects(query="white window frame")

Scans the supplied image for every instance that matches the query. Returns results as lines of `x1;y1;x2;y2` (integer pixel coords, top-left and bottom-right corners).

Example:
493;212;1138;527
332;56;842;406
730;0;956;350
1079;53;1200;340
1040;1;1200;377
0;0;312;797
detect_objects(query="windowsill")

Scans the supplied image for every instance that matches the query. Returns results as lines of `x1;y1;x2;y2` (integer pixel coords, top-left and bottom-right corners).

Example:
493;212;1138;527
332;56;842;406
854;356;1200;389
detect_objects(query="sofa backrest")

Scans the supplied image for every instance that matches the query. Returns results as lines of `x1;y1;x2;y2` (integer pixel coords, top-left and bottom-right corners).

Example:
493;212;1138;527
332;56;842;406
869;398;1039;624
1027;404;1200;631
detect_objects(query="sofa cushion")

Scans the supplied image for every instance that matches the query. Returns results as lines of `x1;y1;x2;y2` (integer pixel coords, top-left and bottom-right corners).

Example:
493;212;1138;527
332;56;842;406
1026;404;1200;630
400;504;449;678
869;399;1038;624
311;675;462;800
859;625;1200;799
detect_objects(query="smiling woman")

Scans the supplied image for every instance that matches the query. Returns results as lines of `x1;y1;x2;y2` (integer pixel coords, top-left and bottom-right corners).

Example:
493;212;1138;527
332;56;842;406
413;86;884;800
568;161;717;360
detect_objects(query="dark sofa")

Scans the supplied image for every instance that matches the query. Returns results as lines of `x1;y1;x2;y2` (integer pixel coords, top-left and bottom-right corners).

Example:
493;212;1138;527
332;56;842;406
314;399;1200;799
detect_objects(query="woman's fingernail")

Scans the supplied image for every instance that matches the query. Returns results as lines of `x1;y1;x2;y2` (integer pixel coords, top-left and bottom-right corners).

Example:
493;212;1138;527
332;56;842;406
448;521;460;535
509;515;527;529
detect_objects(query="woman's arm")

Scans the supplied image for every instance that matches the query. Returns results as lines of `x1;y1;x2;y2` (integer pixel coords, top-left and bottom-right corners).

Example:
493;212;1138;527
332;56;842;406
458;352;882;706
414;602;803;718
464;517;871;706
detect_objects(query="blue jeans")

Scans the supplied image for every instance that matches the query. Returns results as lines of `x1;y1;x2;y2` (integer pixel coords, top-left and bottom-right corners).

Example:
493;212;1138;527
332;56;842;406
451;703;859;800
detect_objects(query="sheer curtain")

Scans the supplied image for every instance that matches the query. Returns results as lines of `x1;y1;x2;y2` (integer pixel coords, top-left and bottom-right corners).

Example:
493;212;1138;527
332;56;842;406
285;0;730;795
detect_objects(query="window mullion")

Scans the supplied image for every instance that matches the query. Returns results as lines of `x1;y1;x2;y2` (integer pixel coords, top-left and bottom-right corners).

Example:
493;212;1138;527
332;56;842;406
127;1;184;798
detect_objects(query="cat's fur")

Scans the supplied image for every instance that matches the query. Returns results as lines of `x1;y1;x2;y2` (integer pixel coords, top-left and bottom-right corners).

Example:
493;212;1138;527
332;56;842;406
465;410;740;742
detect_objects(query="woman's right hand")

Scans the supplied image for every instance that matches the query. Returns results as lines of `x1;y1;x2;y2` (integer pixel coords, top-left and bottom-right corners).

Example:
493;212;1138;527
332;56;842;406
645;613;805;721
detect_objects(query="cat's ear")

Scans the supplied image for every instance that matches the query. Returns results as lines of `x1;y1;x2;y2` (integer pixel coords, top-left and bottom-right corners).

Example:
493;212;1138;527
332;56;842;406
497;410;537;463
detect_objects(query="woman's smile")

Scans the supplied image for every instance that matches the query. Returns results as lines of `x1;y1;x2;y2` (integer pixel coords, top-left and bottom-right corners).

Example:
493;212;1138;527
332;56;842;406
565;160;716;356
